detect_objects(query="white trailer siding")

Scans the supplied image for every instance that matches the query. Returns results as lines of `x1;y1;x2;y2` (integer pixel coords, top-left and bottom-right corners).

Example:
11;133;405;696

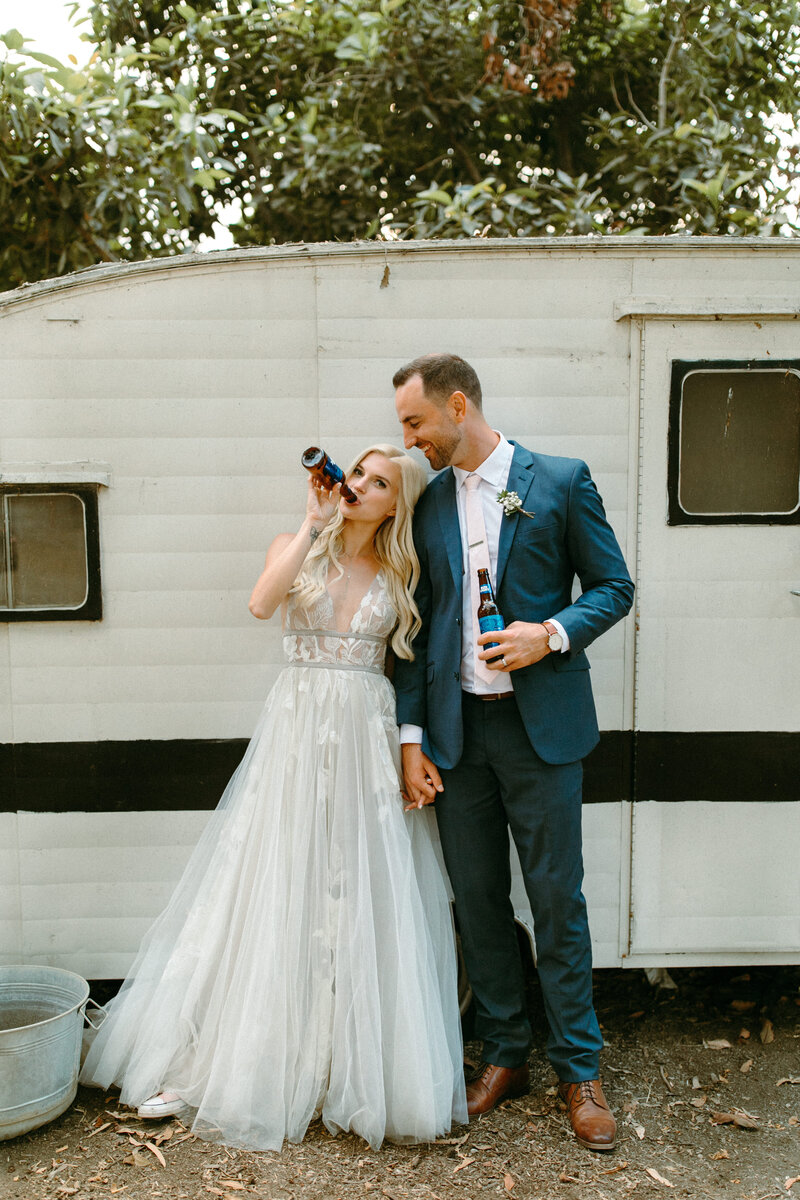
1;238;798;977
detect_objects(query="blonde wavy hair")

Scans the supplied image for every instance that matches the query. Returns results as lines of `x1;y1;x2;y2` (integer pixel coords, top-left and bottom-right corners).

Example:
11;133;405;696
290;444;427;659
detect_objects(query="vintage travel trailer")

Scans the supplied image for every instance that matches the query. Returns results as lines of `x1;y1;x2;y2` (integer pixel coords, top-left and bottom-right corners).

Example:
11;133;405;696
1;238;798;979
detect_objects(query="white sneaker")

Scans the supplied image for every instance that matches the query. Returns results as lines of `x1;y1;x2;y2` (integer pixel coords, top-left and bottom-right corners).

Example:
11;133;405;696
137;1092;190;1119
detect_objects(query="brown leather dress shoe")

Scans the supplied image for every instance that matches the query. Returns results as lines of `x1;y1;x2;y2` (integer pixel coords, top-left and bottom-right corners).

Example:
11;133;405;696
466;1063;530;1116
558;1079;617;1151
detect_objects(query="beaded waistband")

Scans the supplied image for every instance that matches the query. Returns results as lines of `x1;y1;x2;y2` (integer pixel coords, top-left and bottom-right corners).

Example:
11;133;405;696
285;659;385;676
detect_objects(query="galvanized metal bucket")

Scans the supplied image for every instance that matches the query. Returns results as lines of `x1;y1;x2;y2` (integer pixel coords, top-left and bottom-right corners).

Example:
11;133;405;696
0;965;94;1141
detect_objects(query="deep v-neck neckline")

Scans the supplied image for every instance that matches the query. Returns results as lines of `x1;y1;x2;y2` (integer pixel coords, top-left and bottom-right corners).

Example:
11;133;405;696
325;568;383;634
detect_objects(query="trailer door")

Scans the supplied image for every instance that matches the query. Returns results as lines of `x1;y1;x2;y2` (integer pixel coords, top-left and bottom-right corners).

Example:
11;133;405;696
630;316;800;964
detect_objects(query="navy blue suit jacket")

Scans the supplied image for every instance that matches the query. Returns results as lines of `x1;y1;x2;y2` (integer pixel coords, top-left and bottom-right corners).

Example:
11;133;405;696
393;441;635;768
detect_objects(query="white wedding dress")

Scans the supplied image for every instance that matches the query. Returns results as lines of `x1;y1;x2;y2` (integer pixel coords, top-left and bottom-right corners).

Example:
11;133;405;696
81;573;467;1150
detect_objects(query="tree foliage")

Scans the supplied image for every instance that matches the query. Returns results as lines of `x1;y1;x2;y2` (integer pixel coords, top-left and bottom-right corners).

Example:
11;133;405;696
1;0;798;290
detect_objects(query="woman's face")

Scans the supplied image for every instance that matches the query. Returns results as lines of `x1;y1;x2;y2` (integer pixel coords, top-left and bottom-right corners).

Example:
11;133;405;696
341;452;401;525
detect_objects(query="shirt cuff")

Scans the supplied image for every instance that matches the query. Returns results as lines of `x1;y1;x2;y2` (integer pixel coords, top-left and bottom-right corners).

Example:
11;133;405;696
399;723;424;745
548;618;570;652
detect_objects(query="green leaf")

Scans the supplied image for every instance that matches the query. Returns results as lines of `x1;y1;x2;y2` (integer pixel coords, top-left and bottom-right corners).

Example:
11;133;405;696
1;28;26;51
24;49;68;70
415;188;453;205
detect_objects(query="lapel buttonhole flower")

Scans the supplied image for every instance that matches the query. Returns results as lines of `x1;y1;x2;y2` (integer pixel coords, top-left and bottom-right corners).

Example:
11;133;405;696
496;489;535;518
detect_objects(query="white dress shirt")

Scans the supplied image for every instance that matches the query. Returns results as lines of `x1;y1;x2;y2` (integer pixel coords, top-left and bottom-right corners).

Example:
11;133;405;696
454;436;516;695
400;433;568;744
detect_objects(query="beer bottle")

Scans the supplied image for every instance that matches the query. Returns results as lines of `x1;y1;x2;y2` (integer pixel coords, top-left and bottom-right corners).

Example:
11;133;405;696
477;567;505;663
301;446;357;504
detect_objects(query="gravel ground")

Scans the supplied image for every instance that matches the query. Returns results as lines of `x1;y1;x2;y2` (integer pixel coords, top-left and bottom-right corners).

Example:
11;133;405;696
3;965;799;1200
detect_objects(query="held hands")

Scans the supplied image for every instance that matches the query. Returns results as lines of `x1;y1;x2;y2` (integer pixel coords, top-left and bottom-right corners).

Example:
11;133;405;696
477;621;550;672
401;743;443;811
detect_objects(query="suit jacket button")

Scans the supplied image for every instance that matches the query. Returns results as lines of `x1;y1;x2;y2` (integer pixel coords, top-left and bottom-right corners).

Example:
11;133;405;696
453;671;460;681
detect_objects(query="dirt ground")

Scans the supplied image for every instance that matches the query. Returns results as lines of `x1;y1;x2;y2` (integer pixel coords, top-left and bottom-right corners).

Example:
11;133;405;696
3;965;799;1200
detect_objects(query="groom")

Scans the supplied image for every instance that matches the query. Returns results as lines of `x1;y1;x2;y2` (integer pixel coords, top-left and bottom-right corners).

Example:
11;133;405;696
392;354;634;1152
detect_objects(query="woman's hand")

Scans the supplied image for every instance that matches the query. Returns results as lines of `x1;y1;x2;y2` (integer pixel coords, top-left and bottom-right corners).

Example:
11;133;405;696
305;475;340;528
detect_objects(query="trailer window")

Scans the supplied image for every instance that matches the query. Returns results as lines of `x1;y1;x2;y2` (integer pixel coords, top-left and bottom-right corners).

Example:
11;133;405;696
668;362;800;525
0;486;102;620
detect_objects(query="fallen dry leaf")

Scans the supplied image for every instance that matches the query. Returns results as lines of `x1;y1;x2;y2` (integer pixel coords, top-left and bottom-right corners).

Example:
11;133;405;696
434;1132;469;1146
601;1162;629;1175
730;999;756;1011
504;1174;515;1191
690;1096;707;1108
738;1028;751;1040
452;1157;475;1173
206;1190;224;1197
786;1178;800;1192
740;1059;753;1073
691;1077;702;1090
704;1039;732;1050
221;1184;245;1192
559;1174;580;1183
144;1141;167;1167
86;1121;113;1138
645;1166;675;1188
711;1150;729;1160
760;1019;775;1044
710;1109;758;1130
777;1077;800;1086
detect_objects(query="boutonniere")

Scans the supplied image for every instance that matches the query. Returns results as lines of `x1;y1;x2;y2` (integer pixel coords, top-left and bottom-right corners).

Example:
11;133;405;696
496;489;535;519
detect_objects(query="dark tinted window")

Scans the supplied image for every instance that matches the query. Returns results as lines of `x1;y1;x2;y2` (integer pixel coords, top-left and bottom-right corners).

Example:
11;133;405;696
669;362;800;525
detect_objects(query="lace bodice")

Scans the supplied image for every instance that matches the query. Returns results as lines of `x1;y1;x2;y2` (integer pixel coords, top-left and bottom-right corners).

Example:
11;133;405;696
284;571;396;673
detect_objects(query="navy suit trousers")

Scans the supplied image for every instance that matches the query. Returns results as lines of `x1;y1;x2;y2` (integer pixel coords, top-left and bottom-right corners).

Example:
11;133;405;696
436;691;603;1080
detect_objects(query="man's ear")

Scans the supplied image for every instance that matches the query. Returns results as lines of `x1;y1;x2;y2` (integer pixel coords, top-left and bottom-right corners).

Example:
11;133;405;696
448;390;468;422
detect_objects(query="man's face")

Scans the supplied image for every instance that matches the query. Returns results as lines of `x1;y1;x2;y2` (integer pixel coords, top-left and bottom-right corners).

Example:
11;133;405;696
395;374;464;471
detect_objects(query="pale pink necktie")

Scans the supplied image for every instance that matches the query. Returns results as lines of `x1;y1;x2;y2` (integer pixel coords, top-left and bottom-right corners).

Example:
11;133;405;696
464;473;496;687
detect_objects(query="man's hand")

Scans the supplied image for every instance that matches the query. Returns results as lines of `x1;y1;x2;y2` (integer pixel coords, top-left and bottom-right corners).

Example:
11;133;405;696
401;743;444;810
477;621;550;672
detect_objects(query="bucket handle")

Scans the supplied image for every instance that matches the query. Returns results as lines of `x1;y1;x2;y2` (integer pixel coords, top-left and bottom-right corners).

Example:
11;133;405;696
83;997;108;1031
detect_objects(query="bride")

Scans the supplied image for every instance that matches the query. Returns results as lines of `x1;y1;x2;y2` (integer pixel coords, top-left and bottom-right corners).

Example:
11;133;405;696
80;443;468;1151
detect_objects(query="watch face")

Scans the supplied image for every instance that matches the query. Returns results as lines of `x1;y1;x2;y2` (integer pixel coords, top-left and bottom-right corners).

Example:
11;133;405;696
548;631;563;652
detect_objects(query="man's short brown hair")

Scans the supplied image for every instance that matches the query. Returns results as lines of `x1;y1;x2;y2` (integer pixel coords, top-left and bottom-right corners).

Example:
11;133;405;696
392;353;483;411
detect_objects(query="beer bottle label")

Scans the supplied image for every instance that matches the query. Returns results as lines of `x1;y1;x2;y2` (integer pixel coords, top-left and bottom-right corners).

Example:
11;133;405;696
479;613;504;653
321;460;344;486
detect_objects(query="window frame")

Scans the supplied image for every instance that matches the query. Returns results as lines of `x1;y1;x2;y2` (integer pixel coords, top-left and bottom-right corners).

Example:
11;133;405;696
668;358;800;526
0;483;103;621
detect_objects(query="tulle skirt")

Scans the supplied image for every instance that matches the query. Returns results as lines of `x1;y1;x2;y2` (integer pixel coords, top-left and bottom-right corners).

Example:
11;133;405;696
80;663;467;1150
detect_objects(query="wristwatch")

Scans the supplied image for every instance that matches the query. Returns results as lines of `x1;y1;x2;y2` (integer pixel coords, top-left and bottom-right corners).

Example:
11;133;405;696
543;621;564;654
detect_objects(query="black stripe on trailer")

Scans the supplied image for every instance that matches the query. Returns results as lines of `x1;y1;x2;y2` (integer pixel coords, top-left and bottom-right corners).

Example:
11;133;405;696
0;732;797;812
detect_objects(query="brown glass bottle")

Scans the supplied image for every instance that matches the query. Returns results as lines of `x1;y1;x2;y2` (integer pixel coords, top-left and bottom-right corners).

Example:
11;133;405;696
477;567;505;663
301;447;357;503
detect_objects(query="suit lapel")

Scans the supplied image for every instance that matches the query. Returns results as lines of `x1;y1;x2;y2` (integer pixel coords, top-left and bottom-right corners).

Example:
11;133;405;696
496;442;536;591
432;469;463;596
